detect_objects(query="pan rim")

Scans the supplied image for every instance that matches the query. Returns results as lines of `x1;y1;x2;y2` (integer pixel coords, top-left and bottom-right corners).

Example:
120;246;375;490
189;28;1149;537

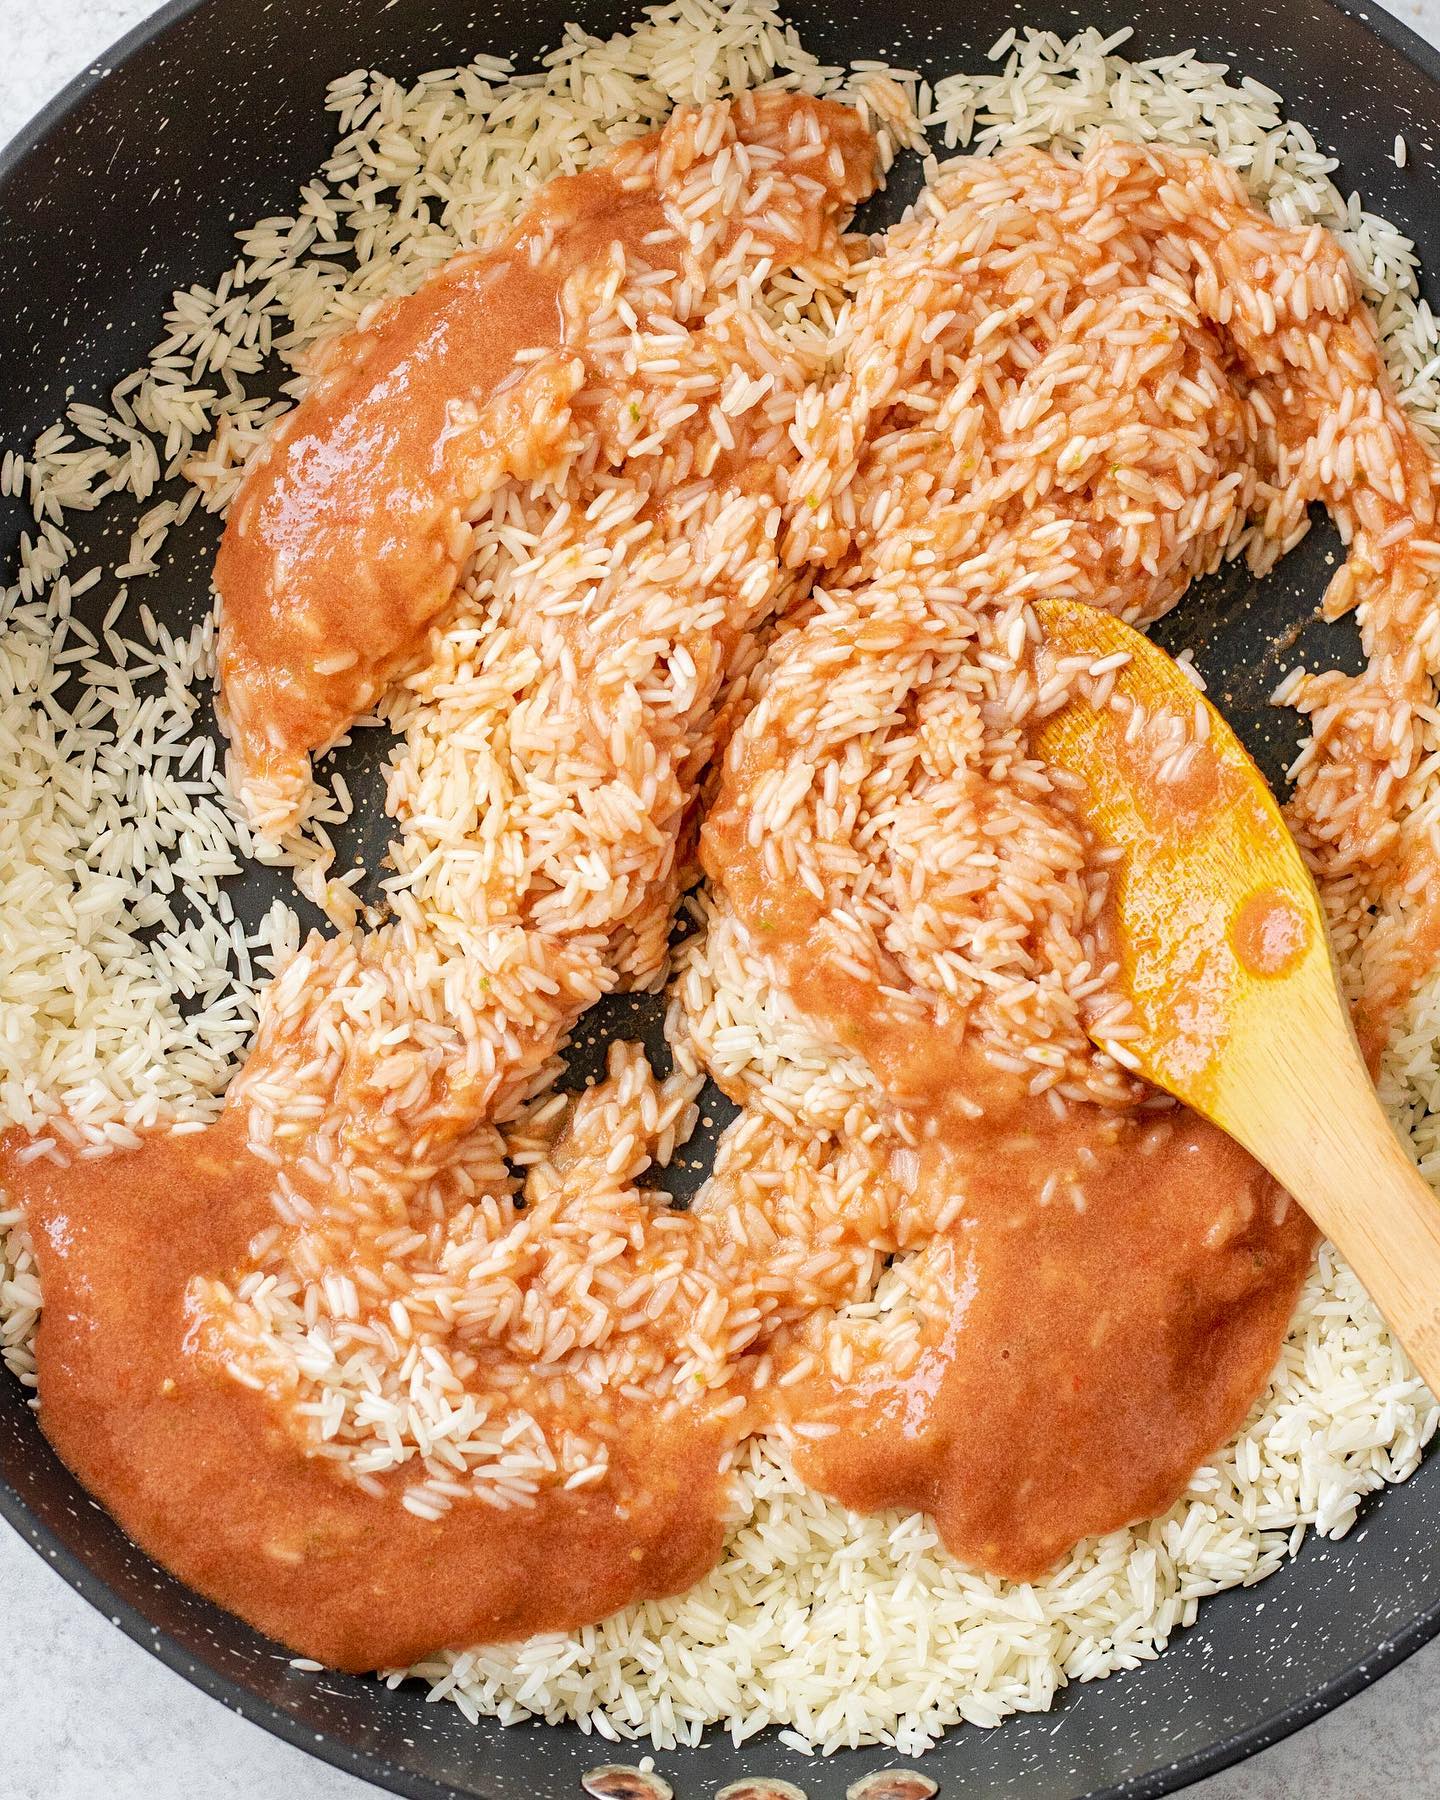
2;0;1439;1795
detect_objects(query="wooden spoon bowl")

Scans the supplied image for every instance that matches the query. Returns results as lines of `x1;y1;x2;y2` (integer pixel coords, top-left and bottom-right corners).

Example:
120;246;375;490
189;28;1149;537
1034;595;1440;1394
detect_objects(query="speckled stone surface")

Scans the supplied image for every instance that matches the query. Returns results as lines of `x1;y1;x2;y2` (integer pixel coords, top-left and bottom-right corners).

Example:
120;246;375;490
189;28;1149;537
3;2;1440;1797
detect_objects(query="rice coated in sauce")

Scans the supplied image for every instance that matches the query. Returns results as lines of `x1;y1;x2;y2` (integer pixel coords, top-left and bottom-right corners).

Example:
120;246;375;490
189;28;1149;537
6;115;1439;1670
6;91;884;1670
216;89;878;838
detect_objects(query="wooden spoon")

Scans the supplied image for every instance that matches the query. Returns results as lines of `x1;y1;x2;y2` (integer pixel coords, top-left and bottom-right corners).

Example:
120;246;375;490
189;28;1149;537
1032;594;1440;1394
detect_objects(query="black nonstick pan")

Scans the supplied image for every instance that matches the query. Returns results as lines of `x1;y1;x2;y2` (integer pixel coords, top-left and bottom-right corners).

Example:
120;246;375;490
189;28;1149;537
2;0;1439;1795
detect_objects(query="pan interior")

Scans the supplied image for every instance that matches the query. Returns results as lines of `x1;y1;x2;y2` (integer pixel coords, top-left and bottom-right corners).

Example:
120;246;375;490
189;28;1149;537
1;3;1439;1798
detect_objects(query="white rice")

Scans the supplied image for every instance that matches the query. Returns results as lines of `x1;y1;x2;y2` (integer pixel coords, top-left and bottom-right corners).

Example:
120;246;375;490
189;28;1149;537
2;0;1439;1757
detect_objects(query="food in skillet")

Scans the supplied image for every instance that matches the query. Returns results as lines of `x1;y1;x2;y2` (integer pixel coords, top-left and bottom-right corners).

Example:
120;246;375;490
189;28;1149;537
3;3;1440;1754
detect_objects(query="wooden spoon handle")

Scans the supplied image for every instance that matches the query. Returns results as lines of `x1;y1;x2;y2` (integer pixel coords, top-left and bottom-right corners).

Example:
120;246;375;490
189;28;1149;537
1234;1042;1440;1396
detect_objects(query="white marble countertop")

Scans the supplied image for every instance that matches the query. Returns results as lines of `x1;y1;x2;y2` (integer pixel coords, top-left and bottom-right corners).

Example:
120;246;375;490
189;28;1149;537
3;0;1440;1795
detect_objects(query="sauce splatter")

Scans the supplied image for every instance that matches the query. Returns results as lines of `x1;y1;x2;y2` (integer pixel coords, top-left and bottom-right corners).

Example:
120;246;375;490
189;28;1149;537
1233;886;1311;978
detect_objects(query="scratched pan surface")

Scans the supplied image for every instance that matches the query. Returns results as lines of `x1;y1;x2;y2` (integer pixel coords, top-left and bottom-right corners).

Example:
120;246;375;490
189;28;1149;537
2;0;1439;1794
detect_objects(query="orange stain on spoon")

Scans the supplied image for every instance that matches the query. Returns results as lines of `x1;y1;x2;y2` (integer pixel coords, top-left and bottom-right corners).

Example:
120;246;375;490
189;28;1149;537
1233;887;1312;979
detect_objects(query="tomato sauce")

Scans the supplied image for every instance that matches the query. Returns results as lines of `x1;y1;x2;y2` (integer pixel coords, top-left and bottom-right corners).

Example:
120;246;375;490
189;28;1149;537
8;1113;734;1671
699;793;1317;1584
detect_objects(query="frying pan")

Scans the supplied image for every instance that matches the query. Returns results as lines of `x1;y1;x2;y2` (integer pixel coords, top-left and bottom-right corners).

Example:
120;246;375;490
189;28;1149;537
2;0;1439;1794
